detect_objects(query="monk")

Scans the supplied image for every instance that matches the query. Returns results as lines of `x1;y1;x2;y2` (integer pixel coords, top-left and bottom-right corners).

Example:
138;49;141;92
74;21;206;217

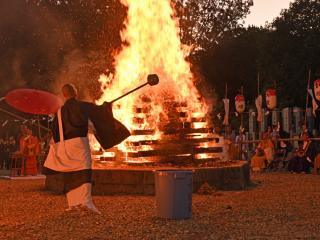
44;83;130;213
288;132;318;174
20;128;40;176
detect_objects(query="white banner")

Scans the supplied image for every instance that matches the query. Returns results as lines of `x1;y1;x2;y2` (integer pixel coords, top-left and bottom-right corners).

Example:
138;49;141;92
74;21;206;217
223;98;229;126
308;88;318;117
255;95;263;122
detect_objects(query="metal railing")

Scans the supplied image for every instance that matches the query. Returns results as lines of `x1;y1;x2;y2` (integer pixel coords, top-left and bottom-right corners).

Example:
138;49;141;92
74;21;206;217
236;137;320;160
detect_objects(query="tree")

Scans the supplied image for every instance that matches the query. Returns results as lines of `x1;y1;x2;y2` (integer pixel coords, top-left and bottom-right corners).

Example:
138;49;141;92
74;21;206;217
0;0;253;100
0;0;126;99
198;0;320;108
263;0;320;106
174;0;253;51
198;27;268;105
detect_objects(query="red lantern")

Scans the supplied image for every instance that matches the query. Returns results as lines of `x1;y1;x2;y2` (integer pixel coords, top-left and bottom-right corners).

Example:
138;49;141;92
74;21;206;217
314;79;320;101
235;94;245;113
266;89;277;110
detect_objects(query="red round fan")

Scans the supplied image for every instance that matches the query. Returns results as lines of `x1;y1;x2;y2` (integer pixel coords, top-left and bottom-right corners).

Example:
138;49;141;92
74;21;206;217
4;88;62;115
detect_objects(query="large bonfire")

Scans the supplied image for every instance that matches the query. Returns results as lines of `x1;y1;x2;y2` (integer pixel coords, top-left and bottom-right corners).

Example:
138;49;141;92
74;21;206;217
96;0;209;156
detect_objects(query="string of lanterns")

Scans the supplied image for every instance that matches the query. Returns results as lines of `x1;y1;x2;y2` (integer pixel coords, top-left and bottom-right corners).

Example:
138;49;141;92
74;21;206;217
220;79;320;125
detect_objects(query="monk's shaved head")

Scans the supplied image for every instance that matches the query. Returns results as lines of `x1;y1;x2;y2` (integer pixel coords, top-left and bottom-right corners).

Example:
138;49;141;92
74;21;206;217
62;83;77;99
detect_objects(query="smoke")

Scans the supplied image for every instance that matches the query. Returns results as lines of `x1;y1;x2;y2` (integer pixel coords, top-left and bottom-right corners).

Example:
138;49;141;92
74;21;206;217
0;0;75;97
0;0;125;103
51;49;105;101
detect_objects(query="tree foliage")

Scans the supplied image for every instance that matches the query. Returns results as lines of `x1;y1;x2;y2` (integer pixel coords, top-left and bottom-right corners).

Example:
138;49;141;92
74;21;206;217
199;27;267;103
0;0;126;100
199;0;320;107
0;0;253;101
265;0;320;106
174;0;253;50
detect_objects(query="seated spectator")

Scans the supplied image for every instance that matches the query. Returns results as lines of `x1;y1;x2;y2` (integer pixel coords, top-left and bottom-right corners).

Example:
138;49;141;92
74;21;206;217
223;125;236;142
314;153;320;174
299;123;309;138
0;136;6;169
268;129;292;170
251;132;274;171
0;135;14;170
270;124;279;145
288;132;317;174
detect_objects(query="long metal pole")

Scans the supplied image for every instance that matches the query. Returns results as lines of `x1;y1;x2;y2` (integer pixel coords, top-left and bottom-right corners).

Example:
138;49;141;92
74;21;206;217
110;82;148;104
237;137;320;144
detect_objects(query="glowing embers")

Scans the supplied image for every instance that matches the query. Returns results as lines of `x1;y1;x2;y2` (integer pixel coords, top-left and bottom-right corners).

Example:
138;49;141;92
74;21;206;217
90;99;224;166
194;153;222;160
98;150;117;162
191;122;207;129
125;158;153;165
102;152;116;158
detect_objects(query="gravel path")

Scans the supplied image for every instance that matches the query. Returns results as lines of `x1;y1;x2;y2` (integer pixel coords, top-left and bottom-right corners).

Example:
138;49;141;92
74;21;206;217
1;173;320;240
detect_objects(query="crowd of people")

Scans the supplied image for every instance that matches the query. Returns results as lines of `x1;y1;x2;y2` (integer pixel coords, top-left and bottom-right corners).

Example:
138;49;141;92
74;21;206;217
223;124;320;174
0;125;50;176
0;134;16;170
1;115;319;177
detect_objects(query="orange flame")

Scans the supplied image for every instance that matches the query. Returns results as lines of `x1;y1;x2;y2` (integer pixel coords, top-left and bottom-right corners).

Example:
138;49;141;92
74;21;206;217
97;0;207;151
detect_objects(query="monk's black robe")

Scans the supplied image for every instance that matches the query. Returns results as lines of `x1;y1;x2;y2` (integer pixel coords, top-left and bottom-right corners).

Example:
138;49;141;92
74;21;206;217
44;98;130;192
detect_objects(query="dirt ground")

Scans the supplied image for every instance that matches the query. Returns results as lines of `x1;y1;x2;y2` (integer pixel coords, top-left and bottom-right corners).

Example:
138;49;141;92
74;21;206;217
1;172;320;240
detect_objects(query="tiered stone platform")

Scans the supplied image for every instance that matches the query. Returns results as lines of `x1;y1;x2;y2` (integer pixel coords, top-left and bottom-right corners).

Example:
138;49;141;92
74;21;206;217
45;161;250;195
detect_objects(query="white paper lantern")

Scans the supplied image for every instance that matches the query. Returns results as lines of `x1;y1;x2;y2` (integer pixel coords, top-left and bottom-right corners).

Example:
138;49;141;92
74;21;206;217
314;79;320;101
235;94;245;113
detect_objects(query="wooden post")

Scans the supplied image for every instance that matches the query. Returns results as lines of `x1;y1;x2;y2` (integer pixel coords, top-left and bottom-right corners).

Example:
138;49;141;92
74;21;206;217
224;82;228;128
257;73;261;138
304;69;311;127
37;116;42;140
257;73;260;96
225;82;228;99
241;86;244;129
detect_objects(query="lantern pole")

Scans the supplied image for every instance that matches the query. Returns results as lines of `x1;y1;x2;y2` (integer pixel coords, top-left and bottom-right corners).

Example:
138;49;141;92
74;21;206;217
304;69;311;127
37;115;41;141
274;79;278;128
223;82;228;128
257;73;261;138
257;73;260;96
225;82;228;99
241;86;244;130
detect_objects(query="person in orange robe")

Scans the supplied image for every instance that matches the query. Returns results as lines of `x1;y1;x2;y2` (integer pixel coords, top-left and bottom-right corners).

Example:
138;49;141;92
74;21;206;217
20;128;40;176
251;131;274;171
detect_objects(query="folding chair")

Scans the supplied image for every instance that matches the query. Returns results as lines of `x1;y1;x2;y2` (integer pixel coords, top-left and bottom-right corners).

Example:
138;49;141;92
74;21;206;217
10;153;25;177
267;148;288;172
